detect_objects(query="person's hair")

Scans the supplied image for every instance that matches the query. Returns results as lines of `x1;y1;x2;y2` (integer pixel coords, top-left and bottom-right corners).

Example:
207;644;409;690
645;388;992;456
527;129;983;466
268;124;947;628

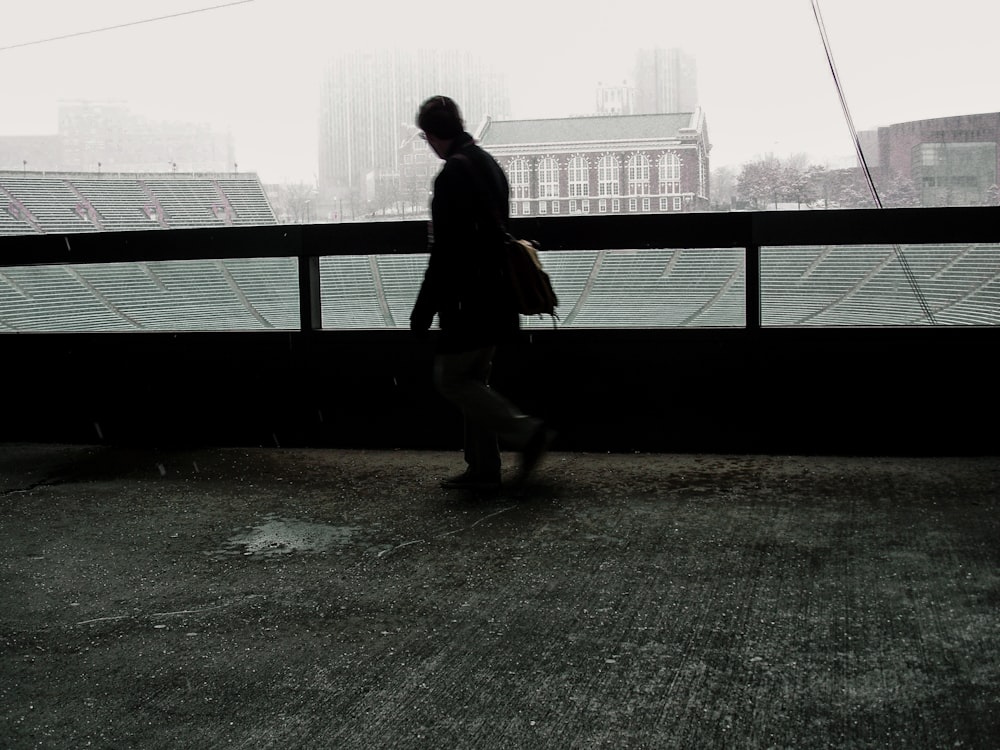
416;95;464;139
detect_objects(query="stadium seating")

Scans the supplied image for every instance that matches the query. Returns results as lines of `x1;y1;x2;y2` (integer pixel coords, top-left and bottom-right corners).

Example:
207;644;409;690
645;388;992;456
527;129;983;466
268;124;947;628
0;177;98;234
0;173;277;234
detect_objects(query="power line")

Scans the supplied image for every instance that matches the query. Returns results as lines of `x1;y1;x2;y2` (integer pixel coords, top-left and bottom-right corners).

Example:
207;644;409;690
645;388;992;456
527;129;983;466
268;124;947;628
810;0;936;324
0;0;256;53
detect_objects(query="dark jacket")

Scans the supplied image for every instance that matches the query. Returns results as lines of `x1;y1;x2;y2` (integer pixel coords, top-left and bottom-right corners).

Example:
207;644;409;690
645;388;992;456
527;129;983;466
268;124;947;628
410;132;519;353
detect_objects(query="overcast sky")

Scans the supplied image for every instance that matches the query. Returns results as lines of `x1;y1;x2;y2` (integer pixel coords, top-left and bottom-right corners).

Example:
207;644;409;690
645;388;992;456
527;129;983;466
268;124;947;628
2;0;998;183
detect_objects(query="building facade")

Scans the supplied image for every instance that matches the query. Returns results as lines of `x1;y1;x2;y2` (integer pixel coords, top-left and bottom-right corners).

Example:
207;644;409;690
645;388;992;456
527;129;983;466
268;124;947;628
859;112;1000;206
0;102;234;175
317;50;510;197
632;48;698;115
473;110;711;216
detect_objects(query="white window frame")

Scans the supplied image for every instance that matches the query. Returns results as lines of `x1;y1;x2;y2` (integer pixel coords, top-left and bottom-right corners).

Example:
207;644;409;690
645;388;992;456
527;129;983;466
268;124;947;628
509;158;530;200
659;153;681;196
597;155;620;197
568;156;590;197
627;154;650;196
538;157;559;199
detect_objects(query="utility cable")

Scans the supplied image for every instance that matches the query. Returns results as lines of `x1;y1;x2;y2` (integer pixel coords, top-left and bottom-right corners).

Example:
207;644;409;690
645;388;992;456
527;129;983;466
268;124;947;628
810;0;936;324
0;1;256;53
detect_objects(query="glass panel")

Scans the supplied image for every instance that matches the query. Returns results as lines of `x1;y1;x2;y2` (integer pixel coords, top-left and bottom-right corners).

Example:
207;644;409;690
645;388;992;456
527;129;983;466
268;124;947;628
320;249;745;330
320;254;428;329
0;258;299;332
536;248;745;328
761;244;1000;326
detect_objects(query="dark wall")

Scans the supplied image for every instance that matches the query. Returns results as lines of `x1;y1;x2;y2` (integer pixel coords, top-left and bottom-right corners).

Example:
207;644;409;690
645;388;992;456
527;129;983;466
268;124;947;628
4;327;996;456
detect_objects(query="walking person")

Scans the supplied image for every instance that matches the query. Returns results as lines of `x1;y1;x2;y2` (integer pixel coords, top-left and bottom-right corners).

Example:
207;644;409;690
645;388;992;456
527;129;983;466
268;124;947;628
410;95;554;490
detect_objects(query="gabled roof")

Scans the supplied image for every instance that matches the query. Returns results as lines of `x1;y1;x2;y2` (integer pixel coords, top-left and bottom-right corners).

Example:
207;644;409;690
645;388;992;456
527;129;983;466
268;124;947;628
477;112;698;147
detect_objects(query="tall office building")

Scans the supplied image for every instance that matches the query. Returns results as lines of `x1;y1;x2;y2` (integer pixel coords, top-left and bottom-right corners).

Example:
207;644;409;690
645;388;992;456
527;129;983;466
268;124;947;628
632;48;698;115
318;50;510;194
596;81;636;116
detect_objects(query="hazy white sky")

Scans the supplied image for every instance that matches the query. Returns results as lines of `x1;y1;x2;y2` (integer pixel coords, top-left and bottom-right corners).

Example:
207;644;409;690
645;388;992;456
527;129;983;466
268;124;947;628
2;0;998;182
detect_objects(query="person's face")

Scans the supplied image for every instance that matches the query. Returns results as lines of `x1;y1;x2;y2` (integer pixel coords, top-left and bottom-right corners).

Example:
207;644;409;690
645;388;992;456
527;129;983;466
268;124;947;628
421;132;447;160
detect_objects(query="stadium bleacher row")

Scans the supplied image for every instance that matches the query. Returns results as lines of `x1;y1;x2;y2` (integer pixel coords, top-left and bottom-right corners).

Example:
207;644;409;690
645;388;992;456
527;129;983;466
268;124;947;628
2;245;998;332
0;173;277;235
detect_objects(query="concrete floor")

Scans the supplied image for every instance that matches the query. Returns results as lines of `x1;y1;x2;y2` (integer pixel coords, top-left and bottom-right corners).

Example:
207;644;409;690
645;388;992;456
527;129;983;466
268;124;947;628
2;443;999;749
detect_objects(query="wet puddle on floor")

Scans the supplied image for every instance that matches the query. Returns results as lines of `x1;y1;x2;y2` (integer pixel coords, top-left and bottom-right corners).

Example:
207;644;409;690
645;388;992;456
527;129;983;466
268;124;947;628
215;514;363;556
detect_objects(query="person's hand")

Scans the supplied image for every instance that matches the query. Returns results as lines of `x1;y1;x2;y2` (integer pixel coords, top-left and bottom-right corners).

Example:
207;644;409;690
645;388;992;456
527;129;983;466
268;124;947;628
410;312;432;339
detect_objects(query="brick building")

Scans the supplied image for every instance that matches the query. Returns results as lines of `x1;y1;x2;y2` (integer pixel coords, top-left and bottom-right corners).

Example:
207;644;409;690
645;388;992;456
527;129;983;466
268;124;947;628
472;110;710;216
858;112;1000;206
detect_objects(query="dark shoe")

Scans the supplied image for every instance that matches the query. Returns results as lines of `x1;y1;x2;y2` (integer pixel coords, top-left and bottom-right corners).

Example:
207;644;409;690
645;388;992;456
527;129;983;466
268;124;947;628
519;425;555;482
440;469;501;490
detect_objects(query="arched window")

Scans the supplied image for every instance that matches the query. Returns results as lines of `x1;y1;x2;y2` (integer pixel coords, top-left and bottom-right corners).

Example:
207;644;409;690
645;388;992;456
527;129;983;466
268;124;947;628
659;153;681;194
597;155;620;197
568;156;590;197
508;158;530;200
538;157;559;199
627;154;650;196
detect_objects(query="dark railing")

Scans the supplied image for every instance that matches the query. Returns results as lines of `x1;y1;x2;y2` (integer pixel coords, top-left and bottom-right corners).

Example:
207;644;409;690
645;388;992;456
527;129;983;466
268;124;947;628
4;206;998;327
3;206;999;455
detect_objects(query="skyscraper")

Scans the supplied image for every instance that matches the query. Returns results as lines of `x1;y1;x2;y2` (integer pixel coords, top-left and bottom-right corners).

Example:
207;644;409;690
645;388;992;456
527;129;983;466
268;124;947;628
317;50;510;194
632;48;698;115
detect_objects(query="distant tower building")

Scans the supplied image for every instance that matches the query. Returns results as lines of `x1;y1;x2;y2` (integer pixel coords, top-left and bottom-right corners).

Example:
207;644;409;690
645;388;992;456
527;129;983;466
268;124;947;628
632;48;698;115
318;50;510;196
596;81;635;116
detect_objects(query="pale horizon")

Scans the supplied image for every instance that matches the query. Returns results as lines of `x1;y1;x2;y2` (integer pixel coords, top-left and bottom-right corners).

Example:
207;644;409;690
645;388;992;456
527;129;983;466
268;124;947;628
2;0;998;183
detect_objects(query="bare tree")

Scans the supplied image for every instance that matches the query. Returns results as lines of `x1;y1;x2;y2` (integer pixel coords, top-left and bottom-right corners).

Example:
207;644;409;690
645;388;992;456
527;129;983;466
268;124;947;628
274;183;316;223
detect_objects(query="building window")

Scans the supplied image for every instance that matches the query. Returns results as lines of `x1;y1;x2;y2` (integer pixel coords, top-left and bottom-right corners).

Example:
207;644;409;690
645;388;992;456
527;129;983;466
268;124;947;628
659;197;668;211
642;197;650;211
628;197;637;212
612;198;620;213
627;153;650;196
538;156;559;198
598;199;607;213
509;158;530;200
569;155;589;197
511;202;518;216
539;201;547;215
597;155;620;197
521;201;530;215
569;199;578;213
659;153;681;195
582;200;590;213
551;200;559;214
673;196;682;211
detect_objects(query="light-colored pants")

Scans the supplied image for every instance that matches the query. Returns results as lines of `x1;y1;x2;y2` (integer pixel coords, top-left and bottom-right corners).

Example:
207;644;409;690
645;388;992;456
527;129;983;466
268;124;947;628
434;346;540;473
